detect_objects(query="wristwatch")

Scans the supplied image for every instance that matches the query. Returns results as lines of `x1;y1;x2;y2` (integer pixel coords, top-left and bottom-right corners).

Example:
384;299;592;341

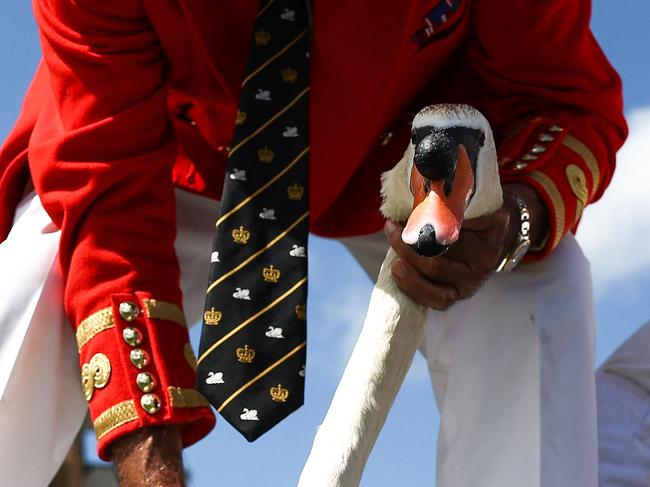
496;194;531;273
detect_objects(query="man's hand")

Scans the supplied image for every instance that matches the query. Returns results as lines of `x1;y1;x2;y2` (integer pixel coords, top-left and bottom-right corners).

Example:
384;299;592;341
385;183;548;310
111;425;185;487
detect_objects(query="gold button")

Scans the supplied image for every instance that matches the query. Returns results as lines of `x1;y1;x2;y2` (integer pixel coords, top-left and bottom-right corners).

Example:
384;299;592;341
130;349;149;369
521;153;539;161
122;327;143;347
136;372;156;393
537;133;554;142
513;161;529;170
379;131;393;147
530;145;546;154
140;393;161;414
549;124;564;132
119;302;140;322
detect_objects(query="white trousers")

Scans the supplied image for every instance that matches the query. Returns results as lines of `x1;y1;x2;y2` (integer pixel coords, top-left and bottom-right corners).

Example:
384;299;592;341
597;321;650;486
0;189;614;486
342;230;598;487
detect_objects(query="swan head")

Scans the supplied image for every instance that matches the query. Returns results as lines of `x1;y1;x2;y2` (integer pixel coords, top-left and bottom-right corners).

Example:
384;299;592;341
380;104;503;257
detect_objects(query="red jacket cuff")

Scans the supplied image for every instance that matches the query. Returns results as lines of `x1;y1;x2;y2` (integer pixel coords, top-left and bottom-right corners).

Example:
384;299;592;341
498;115;610;258
76;292;215;460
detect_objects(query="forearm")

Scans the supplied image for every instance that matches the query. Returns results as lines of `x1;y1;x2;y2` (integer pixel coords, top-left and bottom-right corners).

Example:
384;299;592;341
112;426;185;487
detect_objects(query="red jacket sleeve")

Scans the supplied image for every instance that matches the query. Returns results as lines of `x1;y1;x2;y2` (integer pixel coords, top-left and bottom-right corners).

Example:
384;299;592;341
29;0;214;459
466;0;627;254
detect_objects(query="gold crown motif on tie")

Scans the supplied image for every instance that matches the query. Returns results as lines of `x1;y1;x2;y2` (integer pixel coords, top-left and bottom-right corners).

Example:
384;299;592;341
236;345;256;364
295;304;307;320
262;265;281;283
235;110;247;125
258;146;275;163
255;29;271;45
287;183;304;200
281;67;298;83
232;226;251;244
270;384;289;403
203;306;222;325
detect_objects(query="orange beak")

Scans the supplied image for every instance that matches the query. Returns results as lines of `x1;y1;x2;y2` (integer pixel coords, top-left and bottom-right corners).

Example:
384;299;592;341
402;144;475;255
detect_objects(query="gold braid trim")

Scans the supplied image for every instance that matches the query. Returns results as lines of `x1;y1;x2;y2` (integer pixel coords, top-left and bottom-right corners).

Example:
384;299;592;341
527;171;566;249
167;387;209;409
142;299;186;327
77;299;184;351
76;308;114;350
562;135;600;198
94;400;139;440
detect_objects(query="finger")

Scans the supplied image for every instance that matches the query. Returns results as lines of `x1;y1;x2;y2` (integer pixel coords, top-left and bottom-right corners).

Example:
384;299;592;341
461;206;510;232
443;229;498;263
391;259;459;310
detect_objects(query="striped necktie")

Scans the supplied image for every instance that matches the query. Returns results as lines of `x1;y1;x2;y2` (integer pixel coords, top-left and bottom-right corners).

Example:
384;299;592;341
196;0;311;441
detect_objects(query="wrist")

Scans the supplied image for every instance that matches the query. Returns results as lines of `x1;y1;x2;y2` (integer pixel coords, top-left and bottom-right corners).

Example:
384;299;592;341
503;183;550;251
111;425;185;487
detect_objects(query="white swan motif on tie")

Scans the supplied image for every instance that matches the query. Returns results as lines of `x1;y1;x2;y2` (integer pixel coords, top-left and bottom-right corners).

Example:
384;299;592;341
205;371;225;385
283;126;299;137
265;326;285;339
229;168;247;181
281;8;296;21
255;89;271;101
298;105;503;486
210;251;220;263
232;288;251;300
240;408;260;421
289;245;306;258
259;208;277;220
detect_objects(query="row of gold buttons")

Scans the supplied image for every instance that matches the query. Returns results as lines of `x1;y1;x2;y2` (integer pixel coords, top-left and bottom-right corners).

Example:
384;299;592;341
119;301;162;415
511;125;564;171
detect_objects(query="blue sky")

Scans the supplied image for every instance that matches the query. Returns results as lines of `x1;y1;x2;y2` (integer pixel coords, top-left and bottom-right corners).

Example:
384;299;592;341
1;2;649;486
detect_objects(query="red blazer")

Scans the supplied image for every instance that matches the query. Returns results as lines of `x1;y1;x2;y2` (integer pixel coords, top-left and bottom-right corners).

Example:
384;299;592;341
0;0;626;458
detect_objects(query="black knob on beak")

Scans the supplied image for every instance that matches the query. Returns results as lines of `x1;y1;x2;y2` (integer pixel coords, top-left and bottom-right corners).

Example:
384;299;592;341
414;130;456;181
409;224;449;257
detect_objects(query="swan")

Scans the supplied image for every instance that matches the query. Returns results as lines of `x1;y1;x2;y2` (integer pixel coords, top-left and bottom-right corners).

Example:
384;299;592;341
298;104;503;486
232;287;251;300
240;408;260;421
265;326;285;339
289;244;307;258
259;208;277;220
205;371;225;384
229;168;247;181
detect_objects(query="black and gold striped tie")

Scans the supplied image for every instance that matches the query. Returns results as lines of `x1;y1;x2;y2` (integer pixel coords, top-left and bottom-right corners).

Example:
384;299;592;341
196;0;311;441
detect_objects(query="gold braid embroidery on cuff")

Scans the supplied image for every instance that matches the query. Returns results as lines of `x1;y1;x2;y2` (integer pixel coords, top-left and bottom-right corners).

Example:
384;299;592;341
562;135;600;198
527;171;565;249
168;387;210;408
94;400;139;439
76;299;186;351
76;308;114;350
143;299;186;326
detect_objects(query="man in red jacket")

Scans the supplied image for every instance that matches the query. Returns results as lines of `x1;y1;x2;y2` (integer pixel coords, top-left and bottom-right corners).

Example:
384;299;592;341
0;0;626;485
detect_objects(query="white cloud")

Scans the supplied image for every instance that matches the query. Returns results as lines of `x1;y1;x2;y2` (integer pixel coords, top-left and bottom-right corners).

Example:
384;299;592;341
576;107;650;295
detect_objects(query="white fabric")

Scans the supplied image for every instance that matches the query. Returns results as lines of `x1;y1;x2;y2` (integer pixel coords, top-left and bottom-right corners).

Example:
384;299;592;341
0;189;219;487
0;192;85;486
1;188;642;486
342;231;598;487
597;321;650;486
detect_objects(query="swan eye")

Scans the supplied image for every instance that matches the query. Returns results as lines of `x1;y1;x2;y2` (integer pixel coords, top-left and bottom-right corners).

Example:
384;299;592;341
411;132;417;144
